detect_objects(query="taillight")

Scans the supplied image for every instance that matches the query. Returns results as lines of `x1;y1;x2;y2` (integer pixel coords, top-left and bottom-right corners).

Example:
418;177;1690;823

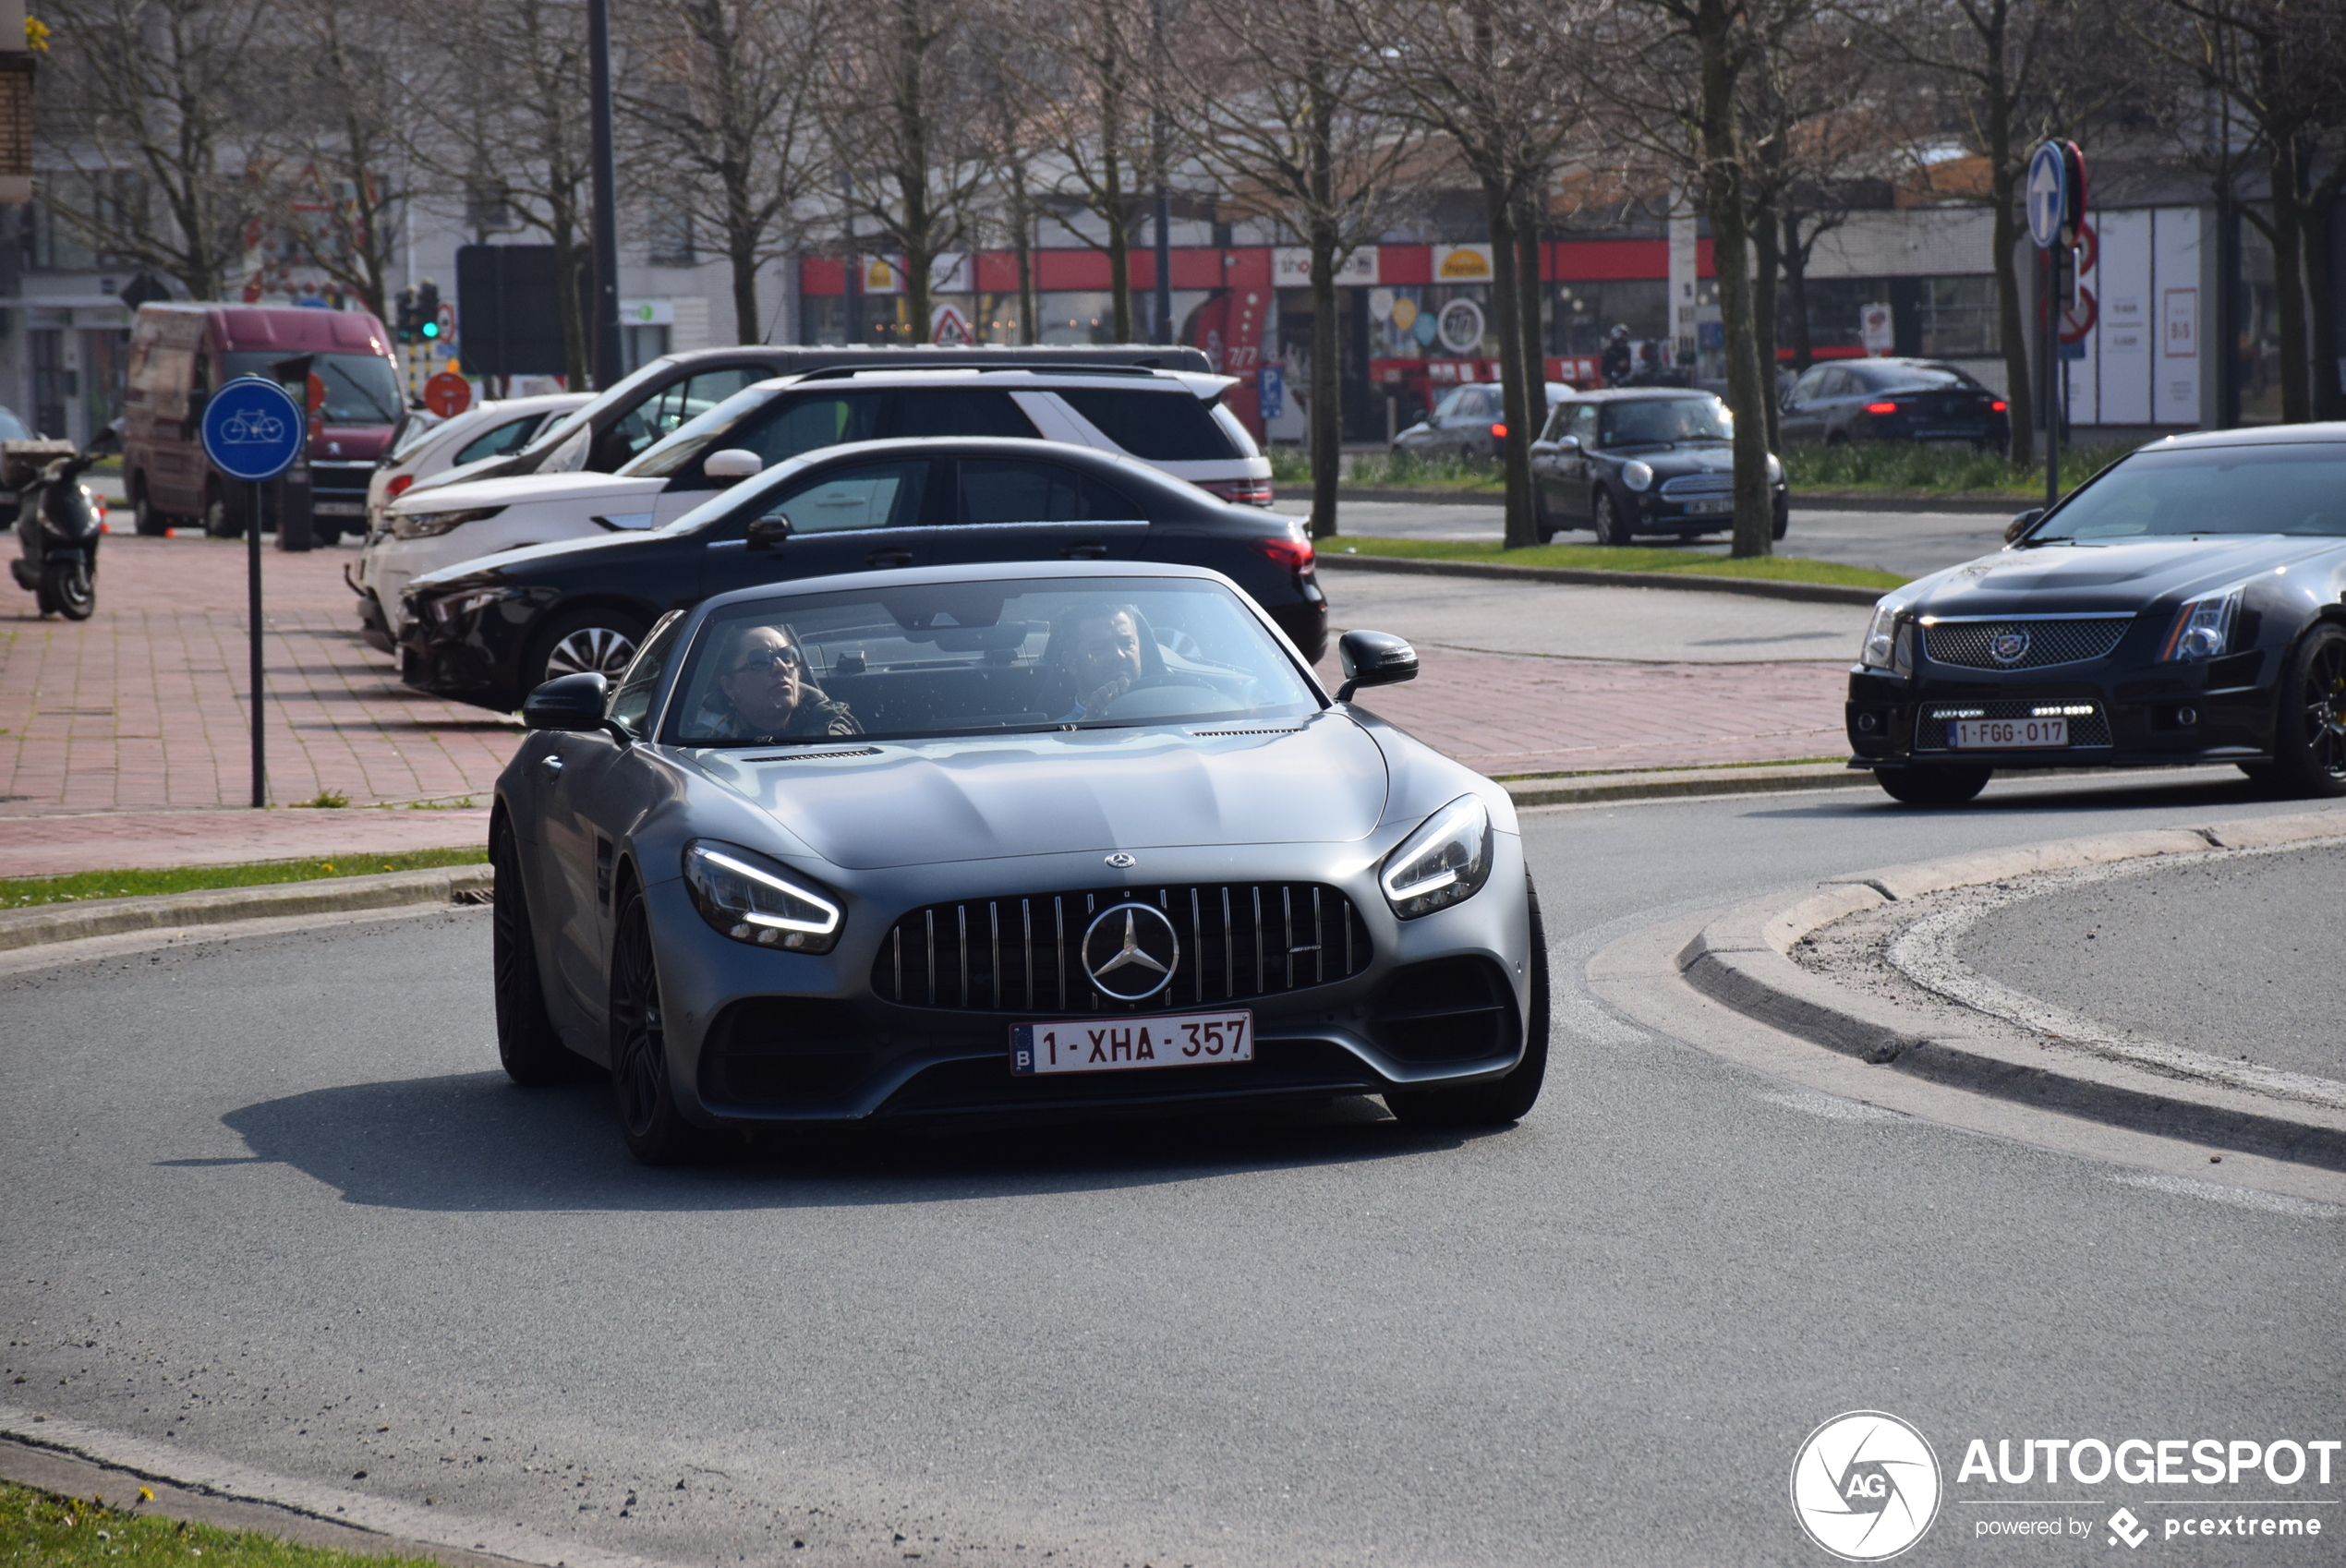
1864;402;1898;415
1990;401;2008;413
1490;423;1507;440
1200;478;1275;506
386;474;414;500
1256;533;1315;573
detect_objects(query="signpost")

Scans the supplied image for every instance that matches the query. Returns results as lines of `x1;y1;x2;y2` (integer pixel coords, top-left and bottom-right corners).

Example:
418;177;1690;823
200;376;306;809
2026;140;2086;509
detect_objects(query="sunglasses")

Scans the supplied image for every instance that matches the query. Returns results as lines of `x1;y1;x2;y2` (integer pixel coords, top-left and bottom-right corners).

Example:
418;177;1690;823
732;647;803;674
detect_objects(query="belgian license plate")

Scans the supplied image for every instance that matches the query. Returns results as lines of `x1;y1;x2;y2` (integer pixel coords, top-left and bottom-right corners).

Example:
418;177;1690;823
1950;717;2067;749
1685;497;1733;515
1010;1010;1253;1076
313;501;365;516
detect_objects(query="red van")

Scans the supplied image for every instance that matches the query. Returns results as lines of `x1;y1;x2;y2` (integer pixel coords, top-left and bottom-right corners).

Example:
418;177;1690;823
122;304;404;544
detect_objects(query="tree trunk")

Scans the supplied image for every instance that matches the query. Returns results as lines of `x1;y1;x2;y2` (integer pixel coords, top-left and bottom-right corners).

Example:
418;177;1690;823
1784;208;1815;370
1485;182;1536;549
1013;191;1038;344
1107;198;1134;342
1308;222;1342;540
552;230;588;388
2306;176;2344;421
1515;185;1543;410
1752;187;1782;450
1986;105;2033;464
2267;127;2311;425
1695;0;1772;559
729;234;762;344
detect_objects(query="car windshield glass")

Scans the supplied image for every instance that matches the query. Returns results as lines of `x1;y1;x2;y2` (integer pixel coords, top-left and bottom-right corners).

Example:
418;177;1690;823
669;577;1319;745
623;385;789;476
224;352;401;425
1602;397;1731;446
516;357;676;454
2031;444;2346;541
387;413;444;460
1856;363;1980;392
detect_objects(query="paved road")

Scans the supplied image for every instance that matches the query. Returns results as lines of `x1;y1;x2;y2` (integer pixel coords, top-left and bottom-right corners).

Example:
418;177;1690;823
1287;498;2010;580
1960;842;2346;1082
6;772;2340;1568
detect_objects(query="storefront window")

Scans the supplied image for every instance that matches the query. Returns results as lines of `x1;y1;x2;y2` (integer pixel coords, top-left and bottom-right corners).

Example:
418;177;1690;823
1549;280;1668;356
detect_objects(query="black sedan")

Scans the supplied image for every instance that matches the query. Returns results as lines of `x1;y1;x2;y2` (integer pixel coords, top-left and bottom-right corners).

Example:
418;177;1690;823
399;437;1327;711
1778;357;2009;449
1530;389;1788;545
1846;425;2346;804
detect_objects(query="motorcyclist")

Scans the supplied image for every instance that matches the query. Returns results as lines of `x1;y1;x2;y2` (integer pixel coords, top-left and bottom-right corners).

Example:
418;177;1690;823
1600;324;1633;387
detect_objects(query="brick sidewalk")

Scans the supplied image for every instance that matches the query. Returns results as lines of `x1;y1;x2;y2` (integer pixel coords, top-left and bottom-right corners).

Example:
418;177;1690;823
0;534;1845;877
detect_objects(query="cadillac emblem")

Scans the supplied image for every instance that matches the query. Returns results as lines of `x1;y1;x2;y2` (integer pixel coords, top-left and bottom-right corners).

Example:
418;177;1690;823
1989;628;2031;665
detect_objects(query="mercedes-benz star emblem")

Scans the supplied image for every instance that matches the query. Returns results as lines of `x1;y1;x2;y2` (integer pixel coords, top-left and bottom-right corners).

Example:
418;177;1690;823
1989;628;2031;665
1082;902;1180;1001
1105;852;1137;868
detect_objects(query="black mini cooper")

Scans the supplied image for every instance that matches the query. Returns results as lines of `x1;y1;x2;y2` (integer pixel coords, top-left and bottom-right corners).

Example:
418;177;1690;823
1530;389;1789;546
1847;426;2346;804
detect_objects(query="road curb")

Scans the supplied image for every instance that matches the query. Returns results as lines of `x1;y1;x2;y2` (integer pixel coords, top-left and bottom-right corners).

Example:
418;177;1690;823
1664;809;2346;1168
1277;484;2022;515
0;865;493;953
1502;762;1868;808
1317;550;1887;606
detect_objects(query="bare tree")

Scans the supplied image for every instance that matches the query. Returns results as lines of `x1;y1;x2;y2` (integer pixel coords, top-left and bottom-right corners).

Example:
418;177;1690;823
971;24;1047;344
36;0;276;299
619;0;829;344
1176;0;1425;537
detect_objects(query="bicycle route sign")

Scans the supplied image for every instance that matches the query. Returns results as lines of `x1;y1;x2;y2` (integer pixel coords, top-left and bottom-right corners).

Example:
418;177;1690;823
200;375;306;482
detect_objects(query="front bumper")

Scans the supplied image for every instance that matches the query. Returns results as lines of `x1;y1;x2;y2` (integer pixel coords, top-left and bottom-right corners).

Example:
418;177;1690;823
1624;486;1789;534
638;834;1534;1131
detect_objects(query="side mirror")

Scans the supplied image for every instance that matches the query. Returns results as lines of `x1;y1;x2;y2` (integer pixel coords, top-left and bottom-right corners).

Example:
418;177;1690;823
1335;630;1419;702
2003;507;2044;545
523;670;611;731
1552;433;1579;452
745;513;792;550
704;447;764;480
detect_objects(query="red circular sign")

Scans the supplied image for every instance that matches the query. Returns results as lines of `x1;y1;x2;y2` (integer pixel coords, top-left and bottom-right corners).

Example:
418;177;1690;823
423;371;472;419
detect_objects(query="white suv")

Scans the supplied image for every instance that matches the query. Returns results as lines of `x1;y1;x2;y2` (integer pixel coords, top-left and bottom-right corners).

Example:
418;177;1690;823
359;367;1270;641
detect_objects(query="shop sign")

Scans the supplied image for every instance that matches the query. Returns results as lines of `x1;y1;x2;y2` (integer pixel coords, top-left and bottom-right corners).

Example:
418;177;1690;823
1432;243;1493;282
1271;247;1379;286
1436;297;1486;354
861;257;905;295
1859;302;1893;353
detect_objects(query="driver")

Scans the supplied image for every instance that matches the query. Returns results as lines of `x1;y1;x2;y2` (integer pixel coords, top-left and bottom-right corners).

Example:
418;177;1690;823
707;623;860;741
1053;601;1150;720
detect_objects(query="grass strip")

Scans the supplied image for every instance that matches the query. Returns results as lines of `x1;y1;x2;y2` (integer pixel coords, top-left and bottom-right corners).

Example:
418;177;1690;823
0;1478;439;1568
1;846;488;911
1321;534;1906;590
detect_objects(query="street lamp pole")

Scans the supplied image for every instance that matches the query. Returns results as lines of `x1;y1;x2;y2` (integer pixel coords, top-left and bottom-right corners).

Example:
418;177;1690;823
587;0;623;390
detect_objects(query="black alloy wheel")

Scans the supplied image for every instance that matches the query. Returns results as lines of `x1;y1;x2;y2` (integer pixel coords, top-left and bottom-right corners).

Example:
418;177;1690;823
491;819;580;1086
531;605;649;693
42;560;93;621
131;478;171;537
1384;872;1550;1128
609;884;703;1164
1875;765;1992;806
1591;488;1631;547
2270;622;2346;799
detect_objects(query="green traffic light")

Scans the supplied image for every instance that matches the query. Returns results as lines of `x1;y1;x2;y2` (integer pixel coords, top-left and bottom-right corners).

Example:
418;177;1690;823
420;321;441;340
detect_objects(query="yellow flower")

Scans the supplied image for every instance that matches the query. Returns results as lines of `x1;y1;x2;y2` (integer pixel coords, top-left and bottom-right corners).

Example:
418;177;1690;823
25;16;49;51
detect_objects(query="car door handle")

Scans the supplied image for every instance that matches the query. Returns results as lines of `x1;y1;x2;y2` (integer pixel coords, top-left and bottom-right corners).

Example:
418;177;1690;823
865;547;914;568
1062;543;1109;560
539;754;563;778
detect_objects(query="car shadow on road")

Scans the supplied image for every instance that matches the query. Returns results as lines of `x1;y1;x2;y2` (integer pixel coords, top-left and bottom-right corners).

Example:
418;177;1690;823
1744;769;2279;818
212;1072;1487;1212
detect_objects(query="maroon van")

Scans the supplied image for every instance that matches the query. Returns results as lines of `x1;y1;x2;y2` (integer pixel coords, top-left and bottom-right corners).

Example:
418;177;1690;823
122;304;404;544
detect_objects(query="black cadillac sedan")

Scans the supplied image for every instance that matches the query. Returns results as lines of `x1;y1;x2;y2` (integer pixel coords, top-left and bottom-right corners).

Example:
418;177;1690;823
399;437;1327;711
1530;389;1788;545
1847;425;2346;804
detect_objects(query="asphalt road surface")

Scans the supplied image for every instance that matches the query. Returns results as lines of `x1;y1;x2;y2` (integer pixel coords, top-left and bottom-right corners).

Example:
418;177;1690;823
6;772;2340;1568
1287;498;2010;581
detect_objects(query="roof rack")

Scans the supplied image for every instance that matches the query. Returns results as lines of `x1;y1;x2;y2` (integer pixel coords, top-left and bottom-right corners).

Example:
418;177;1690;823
792;362;1170;383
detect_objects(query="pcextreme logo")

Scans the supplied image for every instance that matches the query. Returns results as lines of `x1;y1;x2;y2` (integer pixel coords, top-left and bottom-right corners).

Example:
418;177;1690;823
1791;1411;1944;1561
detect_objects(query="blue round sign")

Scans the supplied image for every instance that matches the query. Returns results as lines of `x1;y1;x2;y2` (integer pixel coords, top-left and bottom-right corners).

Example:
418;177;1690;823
200;375;306;482
2026;142;2067;250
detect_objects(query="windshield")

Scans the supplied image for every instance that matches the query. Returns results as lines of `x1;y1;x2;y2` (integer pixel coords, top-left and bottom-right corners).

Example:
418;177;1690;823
224;352;402;426
516;356;677;455
669;577;1319;746
1602;397;1731;446
2030;444;2346;542
623;385;789;476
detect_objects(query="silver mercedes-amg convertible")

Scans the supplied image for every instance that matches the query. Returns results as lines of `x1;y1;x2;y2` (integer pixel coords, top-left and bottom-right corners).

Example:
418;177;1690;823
490;560;1545;1163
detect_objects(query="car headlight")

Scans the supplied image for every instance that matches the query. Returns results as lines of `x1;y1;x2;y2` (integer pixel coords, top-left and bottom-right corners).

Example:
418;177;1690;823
683;840;843;952
1766;452;1784;486
2160;585;2243;661
393;506;503;540
1380;795;1493;920
1621;460;1654;492
425;586;511;624
1859;599;1912;673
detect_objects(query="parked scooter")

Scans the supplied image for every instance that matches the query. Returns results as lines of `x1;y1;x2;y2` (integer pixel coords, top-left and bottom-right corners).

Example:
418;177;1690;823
6;427;115;621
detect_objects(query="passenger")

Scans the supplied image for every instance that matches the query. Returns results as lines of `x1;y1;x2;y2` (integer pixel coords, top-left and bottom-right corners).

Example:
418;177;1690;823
707;623;860;740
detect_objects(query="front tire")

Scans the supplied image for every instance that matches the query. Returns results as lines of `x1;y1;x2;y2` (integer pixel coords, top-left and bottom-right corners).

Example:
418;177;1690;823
1876;765;1991;805
1384;873;1550;1128
2269;622;2346;798
609;884;705;1165
491;819;578;1086
527;605;648;695
1591;488;1631;547
1532;483;1557;543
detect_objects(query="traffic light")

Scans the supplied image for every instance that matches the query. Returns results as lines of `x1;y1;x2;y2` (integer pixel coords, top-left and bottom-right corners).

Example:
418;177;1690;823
417;279;441;343
394;286;418;344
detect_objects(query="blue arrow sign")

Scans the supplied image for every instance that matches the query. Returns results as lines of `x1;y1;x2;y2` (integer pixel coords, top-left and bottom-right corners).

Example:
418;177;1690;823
200;375;306;482
2026;143;2067;249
